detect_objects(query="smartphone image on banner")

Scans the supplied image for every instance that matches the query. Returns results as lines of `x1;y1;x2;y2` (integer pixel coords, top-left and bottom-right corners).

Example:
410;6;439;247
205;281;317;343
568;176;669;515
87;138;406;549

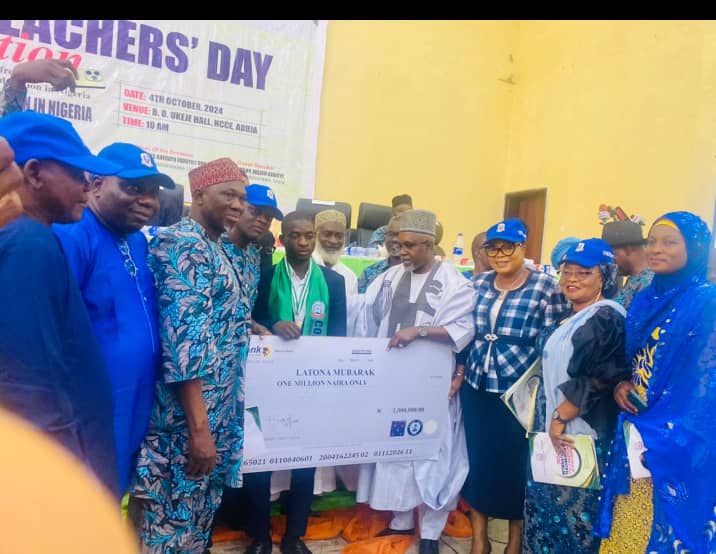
74;68;107;89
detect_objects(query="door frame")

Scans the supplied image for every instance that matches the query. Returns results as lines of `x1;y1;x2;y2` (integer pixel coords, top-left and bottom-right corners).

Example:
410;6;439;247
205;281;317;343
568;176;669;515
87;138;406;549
503;187;548;264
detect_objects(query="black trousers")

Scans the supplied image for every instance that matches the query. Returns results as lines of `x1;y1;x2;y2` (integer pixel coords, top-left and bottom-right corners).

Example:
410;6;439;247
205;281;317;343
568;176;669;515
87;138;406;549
243;467;316;542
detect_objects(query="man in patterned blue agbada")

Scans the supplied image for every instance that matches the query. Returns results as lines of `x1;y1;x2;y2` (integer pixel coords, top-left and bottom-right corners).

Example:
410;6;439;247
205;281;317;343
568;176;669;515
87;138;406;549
128;157;249;554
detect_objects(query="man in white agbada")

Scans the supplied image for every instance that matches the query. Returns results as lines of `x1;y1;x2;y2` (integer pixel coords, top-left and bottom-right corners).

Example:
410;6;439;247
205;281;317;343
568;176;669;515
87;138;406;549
356;209;476;554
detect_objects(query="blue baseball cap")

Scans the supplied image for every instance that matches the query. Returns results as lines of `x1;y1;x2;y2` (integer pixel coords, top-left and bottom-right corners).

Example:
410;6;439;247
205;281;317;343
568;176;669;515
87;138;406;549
0;111;120;176
485;218;528;244
562;238;615;268
97;143;175;189
246;183;283;220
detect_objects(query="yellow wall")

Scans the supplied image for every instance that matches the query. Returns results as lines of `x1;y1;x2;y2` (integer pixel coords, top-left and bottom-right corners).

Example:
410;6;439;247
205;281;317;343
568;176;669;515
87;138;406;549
507;20;716;258
314;20;517;250
314;21;716;258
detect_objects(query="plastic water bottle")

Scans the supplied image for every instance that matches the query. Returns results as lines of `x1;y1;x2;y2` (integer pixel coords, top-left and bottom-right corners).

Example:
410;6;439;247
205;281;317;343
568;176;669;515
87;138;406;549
452;233;464;264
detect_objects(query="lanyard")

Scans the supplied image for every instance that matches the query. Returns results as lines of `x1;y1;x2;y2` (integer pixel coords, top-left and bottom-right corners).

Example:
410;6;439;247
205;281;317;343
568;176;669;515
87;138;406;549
287;257;311;325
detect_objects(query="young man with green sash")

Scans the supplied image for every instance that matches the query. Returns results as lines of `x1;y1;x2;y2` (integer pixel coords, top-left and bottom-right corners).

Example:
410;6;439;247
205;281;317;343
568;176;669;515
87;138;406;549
243;210;347;554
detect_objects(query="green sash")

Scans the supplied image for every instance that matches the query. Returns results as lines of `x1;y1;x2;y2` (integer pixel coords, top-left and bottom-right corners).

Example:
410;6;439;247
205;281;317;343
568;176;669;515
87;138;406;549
268;258;331;336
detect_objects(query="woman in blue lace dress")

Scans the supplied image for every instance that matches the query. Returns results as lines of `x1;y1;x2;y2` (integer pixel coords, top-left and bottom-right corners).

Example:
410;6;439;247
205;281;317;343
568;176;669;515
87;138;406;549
597;211;716;554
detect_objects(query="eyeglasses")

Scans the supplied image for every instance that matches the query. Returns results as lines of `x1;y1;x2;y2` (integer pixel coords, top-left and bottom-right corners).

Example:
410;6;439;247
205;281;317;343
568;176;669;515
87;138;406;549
560;269;596;281
398;240;431;250
484;243;521;257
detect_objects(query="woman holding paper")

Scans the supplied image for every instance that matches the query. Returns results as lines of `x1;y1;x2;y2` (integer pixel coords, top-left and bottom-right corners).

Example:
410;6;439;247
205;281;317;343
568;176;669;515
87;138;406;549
459;218;568;554
522;238;629;554
596;212;716;554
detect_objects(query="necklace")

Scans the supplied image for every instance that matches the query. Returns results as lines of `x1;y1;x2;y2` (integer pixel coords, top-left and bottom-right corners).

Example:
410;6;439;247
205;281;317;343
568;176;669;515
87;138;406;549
115;237;157;354
116;238;138;278
494;267;528;293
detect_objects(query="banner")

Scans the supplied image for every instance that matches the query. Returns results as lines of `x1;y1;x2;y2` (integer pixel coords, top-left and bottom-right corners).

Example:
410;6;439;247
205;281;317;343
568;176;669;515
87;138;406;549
0;20;327;211
242;335;453;473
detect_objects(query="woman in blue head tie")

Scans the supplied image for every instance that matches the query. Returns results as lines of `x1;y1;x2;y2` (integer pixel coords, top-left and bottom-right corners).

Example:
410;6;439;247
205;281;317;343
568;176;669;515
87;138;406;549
596;211;716;554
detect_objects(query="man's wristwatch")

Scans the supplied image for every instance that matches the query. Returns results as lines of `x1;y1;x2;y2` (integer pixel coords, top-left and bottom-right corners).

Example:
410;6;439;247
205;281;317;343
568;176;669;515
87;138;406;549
551;409;568;425
418;325;429;338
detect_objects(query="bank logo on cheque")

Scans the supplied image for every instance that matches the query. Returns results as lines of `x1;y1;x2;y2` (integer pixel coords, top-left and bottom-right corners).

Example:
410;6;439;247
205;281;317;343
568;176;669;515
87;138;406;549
391;419;423;437
249;344;273;358
407;419;423;436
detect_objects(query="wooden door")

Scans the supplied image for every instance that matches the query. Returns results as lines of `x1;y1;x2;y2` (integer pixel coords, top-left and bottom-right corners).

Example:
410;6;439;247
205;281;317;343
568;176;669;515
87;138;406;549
504;188;547;264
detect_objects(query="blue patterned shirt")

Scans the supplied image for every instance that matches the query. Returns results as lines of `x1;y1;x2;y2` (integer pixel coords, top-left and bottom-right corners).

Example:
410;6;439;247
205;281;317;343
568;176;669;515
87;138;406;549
464;270;569;393
222;238;261;323
367;225;387;249
130;219;255;528
142;217;245;454
614;267;654;310
357;258;391;293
